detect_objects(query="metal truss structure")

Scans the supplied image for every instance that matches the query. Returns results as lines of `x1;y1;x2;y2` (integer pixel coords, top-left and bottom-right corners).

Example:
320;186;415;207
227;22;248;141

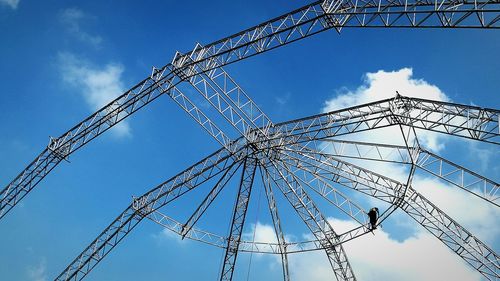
1;0;499;280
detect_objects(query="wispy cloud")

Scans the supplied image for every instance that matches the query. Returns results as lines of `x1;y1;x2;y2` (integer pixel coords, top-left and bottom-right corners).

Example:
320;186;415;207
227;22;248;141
0;0;19;9
59;8;102;47
275;92;291;106
58;52;131;138
27;258;47;281
153;228;190;246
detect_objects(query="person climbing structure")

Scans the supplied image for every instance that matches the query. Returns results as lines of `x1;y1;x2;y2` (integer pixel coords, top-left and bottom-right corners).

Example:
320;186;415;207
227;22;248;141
368;207;379;230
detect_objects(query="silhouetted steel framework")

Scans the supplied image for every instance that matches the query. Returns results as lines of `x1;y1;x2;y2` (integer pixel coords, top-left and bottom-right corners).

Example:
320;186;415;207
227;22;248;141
1;0;499;280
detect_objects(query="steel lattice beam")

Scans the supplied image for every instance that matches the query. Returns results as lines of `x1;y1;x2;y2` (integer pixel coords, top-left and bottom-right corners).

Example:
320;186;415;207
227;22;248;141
260;167;290;281
220;157;258;281
260;96;500;148
55;146;247;281
180;161;243;238
146;208;376;254
264;160;357;281
172;0;499;74
289;138;414;164
280;149;499;280
416;149;499;206
2;0;498;220
2;1;496;280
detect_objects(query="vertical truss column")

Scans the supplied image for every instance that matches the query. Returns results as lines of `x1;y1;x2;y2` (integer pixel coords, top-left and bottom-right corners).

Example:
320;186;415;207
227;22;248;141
260;167;290;281
220;157;258;281
265;160;356;281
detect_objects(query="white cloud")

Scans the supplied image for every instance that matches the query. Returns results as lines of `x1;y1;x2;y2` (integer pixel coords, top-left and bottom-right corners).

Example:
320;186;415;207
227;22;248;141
324;218;481;281
284;218;482;281
244;222;278;243
27;258;47;281
323;68;449;152
467;142;497;173
60;8;102;47
275;92;291;106
323;68;448;109
0;0;19;9
412;175;500;244
153;228;188;245
58;52;131;138
314;68;497;280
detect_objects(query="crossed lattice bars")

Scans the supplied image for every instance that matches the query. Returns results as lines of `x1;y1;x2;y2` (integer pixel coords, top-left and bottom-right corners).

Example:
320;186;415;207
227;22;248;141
2;0;499;220
53;65;499;280
1;0;499;281
52;70;499;281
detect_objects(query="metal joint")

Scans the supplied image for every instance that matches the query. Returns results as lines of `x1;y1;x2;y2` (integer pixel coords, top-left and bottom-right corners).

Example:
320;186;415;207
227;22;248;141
132;196;153;217
48;137;70;161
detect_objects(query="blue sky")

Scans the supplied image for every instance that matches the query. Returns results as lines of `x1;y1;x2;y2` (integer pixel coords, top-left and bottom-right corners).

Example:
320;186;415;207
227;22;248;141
0;0;499;281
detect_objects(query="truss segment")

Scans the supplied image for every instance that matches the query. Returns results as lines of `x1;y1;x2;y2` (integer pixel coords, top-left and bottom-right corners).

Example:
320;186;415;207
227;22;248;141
416;149;499;206
56;146;247;281
393;96;500;144
281;149;499;280
165;81;236;152
180;68;259;142
220;157;258;281
147;208;376;254
3;0;499;220
283;139;499;206
297;138;414;164
0;69;183;219
260;96;500;148
261;168;290;281
181;161;243;238
172;0;500;75
264;160;357;281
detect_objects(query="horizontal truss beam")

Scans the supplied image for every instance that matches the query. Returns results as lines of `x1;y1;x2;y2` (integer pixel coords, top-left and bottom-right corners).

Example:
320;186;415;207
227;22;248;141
257;96;499;148
146;209;377;254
